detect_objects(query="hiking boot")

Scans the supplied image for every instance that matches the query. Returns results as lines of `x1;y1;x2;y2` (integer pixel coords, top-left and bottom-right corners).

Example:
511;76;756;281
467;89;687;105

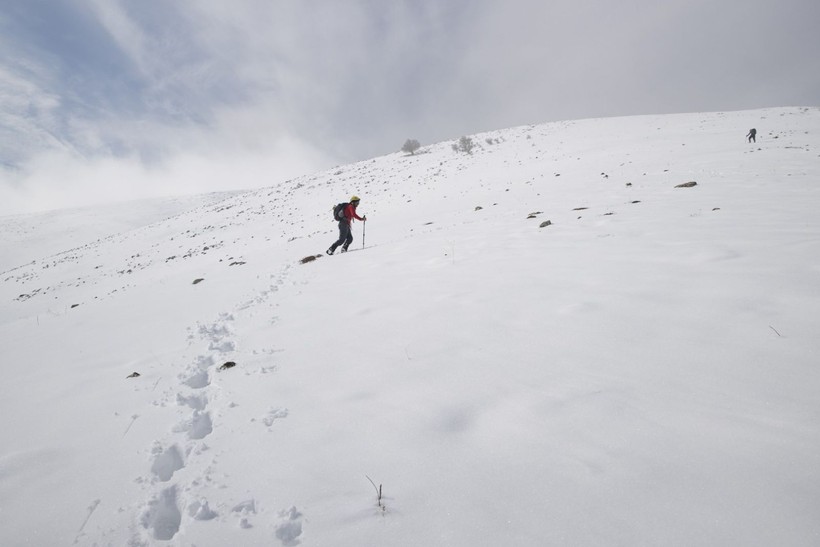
326;248;334;255
341;246;348;253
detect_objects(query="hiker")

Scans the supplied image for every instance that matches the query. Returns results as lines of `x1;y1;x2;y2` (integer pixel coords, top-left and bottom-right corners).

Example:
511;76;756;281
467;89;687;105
746;128;757;143
327;195;366;255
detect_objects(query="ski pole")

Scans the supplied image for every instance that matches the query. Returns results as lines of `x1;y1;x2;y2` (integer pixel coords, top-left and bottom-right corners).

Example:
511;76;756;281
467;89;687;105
362;217;366;249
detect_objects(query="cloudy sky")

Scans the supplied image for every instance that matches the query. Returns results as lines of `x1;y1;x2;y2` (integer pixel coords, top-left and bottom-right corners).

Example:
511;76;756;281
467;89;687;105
1;0;818;214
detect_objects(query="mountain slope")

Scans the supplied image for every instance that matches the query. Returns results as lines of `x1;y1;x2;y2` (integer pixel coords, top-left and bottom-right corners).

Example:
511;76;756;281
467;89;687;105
1;107;819;546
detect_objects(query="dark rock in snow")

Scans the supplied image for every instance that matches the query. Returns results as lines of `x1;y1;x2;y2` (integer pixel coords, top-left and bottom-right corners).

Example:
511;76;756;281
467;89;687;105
127;372;141;378
219;361;236;371
539;220;552;228
675;181;698;188
192;278;205;285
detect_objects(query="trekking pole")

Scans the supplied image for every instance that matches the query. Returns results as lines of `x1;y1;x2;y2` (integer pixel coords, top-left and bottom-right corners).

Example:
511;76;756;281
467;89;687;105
362;218;366;249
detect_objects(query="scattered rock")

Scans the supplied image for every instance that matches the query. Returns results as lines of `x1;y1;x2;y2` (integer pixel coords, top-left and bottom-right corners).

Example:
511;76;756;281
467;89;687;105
573;207;588;211
70;304;80;309
626;182;632;187
712;207;721;211
192;278;205;285
475;206;483;211
127;372;141;378
219;361;236;371
539;220;552;228
631;200;641;204
228;261;246;266
300;255;322;264
675;181;698;188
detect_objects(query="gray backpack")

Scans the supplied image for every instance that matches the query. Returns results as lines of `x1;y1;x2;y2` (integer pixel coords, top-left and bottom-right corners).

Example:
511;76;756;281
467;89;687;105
333;202;348;221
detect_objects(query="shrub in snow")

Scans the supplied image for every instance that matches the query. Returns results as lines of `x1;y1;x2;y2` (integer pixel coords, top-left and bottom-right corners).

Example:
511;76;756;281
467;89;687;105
367;476;386;512
457;136;475;154
401;139;421;155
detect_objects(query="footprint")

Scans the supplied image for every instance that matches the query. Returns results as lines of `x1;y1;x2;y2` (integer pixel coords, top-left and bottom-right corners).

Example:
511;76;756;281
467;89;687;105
197;314;234;342
183;369;209;389
150;443;184;482
263;408;289;428
275;506;303;546
140;486;181;541
189;411;213;440
174;410;213;440
209;339;236;353
195;354;215;370
176;392;208;410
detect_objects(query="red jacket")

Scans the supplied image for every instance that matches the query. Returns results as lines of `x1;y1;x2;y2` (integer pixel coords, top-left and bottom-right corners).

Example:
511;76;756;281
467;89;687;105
344;203;364;223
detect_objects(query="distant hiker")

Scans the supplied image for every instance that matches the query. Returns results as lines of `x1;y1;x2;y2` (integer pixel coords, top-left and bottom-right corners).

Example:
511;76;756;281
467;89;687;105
746;128;757;143
327;196;366;255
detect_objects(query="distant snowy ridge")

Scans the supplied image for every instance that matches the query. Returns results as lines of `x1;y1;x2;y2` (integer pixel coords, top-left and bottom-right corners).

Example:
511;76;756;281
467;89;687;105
0;191;244;272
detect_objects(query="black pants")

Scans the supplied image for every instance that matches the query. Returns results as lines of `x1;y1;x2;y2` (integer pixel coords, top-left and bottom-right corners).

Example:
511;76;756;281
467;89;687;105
330;221;353;251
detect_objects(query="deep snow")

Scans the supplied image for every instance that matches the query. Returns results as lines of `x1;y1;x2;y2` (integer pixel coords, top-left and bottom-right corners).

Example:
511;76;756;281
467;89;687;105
1;107;818;546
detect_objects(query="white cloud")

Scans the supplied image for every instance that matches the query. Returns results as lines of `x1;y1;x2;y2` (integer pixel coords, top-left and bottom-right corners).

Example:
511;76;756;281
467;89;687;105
0;133;330;215
1;0;818;214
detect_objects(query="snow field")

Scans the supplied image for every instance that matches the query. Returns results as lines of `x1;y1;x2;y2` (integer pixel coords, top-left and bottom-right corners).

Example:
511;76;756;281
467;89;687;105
1;107;818;545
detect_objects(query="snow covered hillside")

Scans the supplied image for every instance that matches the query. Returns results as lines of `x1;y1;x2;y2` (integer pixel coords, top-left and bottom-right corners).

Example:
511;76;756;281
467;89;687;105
0;191;243;271
1;107;819;546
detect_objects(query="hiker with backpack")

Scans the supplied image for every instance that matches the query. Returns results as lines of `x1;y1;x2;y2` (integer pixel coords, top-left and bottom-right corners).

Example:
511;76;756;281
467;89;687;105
327;196;366;255
746;128;757;143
